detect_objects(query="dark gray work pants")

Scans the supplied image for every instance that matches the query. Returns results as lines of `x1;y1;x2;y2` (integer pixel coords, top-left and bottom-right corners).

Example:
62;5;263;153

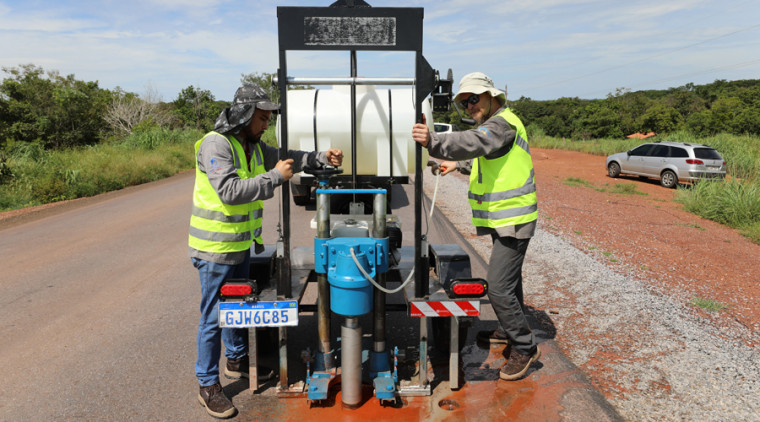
487;235;537;355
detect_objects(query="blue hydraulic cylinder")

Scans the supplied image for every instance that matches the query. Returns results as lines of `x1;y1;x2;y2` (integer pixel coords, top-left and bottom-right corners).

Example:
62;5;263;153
314;236;389;316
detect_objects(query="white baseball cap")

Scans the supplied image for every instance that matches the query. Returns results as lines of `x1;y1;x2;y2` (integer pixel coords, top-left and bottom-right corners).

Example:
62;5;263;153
454;72;506;105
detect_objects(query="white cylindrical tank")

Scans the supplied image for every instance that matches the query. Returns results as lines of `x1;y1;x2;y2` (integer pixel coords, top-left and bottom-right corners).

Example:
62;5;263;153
276;86;432;177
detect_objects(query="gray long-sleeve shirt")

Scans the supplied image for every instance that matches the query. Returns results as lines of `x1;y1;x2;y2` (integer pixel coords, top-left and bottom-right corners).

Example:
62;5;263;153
190;132;329;264
426;106;536;239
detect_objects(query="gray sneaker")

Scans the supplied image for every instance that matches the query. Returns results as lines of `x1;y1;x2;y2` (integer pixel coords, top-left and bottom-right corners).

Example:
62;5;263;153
198;383;236;419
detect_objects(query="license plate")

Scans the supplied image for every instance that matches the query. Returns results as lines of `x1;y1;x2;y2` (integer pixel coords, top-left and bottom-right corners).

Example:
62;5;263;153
219;301;298;328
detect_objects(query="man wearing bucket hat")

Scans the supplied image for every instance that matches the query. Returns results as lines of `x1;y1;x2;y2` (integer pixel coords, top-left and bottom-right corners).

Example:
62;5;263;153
189;84;342;418
412;72;540;381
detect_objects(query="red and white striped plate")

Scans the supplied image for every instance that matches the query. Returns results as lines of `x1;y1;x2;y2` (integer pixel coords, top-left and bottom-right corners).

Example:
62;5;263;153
409;301;480;317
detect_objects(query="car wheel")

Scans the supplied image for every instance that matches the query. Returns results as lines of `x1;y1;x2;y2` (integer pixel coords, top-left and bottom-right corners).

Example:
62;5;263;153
608;162;621;178
660;170;678;188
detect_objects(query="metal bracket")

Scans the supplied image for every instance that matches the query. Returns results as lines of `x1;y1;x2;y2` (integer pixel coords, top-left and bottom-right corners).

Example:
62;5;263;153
449;316;460;390
373;371;397;401
306;371;333;401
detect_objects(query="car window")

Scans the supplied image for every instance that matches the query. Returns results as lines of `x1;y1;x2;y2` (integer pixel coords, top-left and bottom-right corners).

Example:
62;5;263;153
630;144;654;156
670;147;688;158
694;148;722;160
650;145;669;157
434;124;449;133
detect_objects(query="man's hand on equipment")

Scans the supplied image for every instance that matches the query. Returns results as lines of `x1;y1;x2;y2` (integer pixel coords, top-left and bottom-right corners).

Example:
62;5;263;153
326;148;343;166
275;158;294;181
439;160;457;175
412;114;431;148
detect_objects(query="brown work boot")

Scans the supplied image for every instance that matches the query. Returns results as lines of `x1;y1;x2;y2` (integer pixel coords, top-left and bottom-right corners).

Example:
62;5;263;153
198;383;236;419
500;347;541;381
476;329;510;345
224;356;274;381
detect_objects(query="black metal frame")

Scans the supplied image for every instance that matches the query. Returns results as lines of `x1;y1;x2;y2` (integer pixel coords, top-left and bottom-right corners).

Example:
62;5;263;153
274;2;438;396
275;4;436;303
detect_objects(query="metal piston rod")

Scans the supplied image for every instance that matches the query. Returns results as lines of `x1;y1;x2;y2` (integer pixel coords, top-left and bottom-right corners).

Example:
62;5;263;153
273;76;416;86
316;183;334;370
372;192;387;358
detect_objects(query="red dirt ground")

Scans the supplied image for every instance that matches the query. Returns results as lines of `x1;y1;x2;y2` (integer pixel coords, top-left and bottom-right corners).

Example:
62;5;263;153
531;148;760;341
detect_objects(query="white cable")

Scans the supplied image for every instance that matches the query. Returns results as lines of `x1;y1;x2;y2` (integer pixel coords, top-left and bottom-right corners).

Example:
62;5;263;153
342;168;441;295
350;247;415;294
427;170;441;233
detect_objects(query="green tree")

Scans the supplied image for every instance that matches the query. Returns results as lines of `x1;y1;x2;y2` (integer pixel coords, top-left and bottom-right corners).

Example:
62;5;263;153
730;108;760;135
710;97;743;133
666;86;706;120
608;90;652;135
686;109;714;135
0;64;110;149
241;72;279;104
173;86;218;131
572;102;622;139
640;103;684;134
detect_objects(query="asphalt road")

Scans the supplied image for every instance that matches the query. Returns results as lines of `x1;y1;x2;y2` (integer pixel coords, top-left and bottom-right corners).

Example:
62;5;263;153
0;172;203;420
0;171;479;420
0;170;620;421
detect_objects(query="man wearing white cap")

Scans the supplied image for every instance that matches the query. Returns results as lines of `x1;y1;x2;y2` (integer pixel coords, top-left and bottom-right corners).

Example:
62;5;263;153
412;72;540;381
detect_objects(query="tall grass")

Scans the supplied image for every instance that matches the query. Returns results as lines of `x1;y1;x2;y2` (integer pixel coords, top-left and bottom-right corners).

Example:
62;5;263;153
0;127;203;212
676;180;760;242
531;131;760;243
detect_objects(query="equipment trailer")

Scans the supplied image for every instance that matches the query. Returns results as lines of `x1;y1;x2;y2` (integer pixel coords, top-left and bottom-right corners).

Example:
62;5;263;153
219;1;488;408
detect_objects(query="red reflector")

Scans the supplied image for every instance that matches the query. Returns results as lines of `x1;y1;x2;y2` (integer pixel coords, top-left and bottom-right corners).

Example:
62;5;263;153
220;284;253;296
452;283;485;296
685;159;703;165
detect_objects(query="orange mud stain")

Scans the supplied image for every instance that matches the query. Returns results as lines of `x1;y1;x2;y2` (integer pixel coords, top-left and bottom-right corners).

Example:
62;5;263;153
437;345;589;421
268;386;432;421
439;372;591;420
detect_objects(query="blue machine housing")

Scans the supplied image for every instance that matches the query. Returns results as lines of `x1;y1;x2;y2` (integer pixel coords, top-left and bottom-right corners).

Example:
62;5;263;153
314;236;389;316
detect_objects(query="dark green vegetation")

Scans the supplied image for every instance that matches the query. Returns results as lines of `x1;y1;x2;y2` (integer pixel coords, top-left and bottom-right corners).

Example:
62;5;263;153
434;80;760;139
0;65;277;211
512;80;760;139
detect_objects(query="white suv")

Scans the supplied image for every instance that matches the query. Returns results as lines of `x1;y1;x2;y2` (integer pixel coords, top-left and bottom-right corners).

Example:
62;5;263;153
606;141;726;188
434;123;459;133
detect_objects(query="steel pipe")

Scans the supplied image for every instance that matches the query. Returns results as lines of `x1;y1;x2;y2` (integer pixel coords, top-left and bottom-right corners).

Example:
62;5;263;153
273;76;416;86
372;192;387;354
316;190;333;369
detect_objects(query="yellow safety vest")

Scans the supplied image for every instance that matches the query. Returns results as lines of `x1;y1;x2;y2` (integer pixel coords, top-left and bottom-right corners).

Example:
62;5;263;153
188;132;266;254
468;108;538;228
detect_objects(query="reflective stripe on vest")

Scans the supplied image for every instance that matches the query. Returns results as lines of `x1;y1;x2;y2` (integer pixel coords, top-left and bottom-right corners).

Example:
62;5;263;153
188;132;267;254
468;108;538;228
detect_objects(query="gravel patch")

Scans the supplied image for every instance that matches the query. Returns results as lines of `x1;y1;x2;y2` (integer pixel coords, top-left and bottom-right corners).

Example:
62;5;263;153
422;171;760;421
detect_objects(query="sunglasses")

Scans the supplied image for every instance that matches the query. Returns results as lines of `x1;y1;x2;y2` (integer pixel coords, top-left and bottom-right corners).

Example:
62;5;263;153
459;94;480;109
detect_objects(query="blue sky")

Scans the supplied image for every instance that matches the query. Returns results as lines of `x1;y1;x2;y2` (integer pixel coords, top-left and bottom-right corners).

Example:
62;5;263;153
1;0;759;102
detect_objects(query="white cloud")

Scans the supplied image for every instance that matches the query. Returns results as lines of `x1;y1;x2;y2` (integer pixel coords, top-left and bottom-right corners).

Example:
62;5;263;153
0;0;758;101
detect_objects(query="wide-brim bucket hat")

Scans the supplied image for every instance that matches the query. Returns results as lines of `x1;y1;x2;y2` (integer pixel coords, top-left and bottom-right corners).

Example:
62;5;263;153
454;72;506;105
213;84;280;134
